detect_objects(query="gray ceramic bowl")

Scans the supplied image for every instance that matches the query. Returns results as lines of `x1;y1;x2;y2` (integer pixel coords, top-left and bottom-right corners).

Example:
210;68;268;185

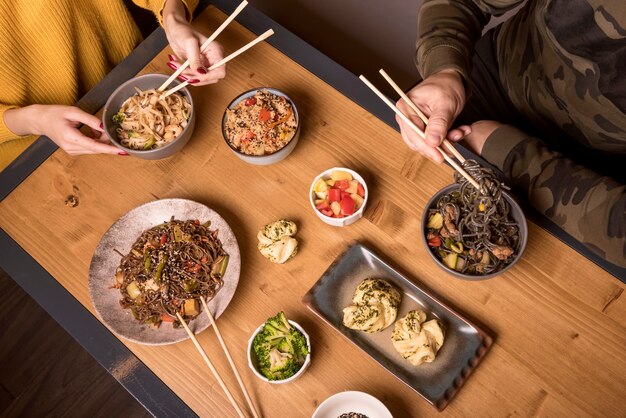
421;184;528;280
221;88;300;165
102;73;195;160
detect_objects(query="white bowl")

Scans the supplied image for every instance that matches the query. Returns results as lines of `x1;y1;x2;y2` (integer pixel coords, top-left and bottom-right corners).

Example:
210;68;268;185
247;319;311;384
312;391;393;418
222;87;300;165
309;167;369;227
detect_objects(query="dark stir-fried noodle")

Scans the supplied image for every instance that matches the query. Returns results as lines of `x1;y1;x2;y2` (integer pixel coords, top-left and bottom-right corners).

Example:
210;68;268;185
114;218;229;328
425;160;520;275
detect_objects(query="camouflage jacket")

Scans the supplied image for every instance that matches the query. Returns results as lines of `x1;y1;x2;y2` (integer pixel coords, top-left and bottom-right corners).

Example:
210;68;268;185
417;0;626;268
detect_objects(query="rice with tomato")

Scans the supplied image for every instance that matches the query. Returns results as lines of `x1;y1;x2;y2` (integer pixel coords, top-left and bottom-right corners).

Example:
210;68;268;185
224;90;297;155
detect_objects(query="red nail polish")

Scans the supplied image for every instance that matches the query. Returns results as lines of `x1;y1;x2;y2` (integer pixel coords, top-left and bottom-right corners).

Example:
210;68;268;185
167;62;178;71
178;75;188;81
188;79;200;84
197;67;207;75
99;122;104;130
118;151;129;156
168;54;175;62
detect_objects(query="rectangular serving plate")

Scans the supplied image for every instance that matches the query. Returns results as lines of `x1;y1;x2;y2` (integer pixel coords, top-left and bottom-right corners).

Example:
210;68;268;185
302;242;493;411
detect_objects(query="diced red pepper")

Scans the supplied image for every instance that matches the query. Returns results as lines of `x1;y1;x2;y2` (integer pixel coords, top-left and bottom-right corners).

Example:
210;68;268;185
161;314;175;322
357;183;366;198
427;236;442;247
340;196;356;216
320;208;333;217
194;219;200;225
244;97;257;106
335;179;349;190
159;234;168;246
316;201;331;210
186;261;201;273
328;188;341;203
258;107;271;122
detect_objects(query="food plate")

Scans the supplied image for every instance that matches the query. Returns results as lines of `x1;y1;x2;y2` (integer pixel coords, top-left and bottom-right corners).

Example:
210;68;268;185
302;242;492;411
88;198;241;345
312;391;392;418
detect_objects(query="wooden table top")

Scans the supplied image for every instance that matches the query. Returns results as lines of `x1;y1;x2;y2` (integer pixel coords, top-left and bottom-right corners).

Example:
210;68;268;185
1;5;625;417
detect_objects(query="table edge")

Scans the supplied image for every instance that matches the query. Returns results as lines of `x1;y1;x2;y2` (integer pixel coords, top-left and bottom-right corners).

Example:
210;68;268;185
0;0;624;415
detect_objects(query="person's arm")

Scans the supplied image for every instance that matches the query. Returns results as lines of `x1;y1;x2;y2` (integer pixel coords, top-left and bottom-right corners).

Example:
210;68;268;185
2;104;123;155
463;121;626;268
398;0;524;162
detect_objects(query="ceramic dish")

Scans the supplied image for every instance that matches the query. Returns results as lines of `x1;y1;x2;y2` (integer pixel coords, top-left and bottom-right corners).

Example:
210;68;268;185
312;391;392;418
302;242;493;411
422;184;528;280
221;87;300;165
247;319;311;384
309;167;368;227
88;198;240;345
102;74;195;159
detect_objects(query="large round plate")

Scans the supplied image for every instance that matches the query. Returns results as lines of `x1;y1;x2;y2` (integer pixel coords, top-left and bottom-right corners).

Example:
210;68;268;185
88;198;241;345
312;391;393;418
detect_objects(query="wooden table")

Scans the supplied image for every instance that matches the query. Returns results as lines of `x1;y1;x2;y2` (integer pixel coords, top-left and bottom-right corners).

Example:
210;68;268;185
1;2;625;417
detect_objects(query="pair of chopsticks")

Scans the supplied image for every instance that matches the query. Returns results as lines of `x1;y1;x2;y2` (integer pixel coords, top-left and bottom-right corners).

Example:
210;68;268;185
159;0;274;98
360;70;481;189
176;297;259;418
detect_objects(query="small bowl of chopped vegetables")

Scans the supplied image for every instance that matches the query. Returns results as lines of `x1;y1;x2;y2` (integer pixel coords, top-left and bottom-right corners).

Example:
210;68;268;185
247;311;311;384
222;88;300;165
310;167;368;227
422;183;528;280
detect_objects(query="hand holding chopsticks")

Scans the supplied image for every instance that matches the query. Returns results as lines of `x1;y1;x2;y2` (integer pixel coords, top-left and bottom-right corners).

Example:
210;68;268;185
162;29;275;98
360;72;481;189
378;69;466;164
158;0;249;92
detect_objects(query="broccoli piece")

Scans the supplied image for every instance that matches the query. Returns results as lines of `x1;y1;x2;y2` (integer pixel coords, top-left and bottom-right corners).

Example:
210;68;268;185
251;311;309;381
112;112;125;124
265;311;291;335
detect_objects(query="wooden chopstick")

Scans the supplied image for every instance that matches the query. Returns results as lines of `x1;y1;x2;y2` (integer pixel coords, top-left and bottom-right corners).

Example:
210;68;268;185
359;74;481;189
175;312;246;418
378;69;466;163
162;29;275;98
200;297;259;418
158;0;249;92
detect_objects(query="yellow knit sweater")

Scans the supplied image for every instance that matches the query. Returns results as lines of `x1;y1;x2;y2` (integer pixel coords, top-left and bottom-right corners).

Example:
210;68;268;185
0;0;198;171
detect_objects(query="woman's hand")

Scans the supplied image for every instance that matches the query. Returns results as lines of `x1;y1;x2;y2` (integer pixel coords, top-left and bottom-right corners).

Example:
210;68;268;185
163;0;226;86
4;105;124;155
396;69;468;163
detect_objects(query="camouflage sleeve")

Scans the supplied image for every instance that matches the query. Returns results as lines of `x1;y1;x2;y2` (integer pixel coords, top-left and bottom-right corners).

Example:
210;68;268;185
416;0;526;81
482;124;626;268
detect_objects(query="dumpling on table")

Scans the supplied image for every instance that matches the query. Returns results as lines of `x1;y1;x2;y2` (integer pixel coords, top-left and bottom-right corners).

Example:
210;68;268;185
257;220;298;264
391;309;444;366
342;278;401;333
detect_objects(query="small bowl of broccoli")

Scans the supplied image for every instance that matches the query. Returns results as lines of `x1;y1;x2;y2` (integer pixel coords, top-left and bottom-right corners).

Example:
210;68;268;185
247;311;311;383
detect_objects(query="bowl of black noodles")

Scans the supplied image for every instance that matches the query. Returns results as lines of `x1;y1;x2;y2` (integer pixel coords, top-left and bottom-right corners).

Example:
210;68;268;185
422;161;528;280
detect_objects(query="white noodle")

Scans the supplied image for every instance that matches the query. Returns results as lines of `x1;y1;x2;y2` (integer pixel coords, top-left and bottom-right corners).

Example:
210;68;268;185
113;88;191;150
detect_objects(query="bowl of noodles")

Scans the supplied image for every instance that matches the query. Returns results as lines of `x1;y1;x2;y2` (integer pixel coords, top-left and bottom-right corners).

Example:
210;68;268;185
422;161;528;280
222;88;300;165
102;73;195;159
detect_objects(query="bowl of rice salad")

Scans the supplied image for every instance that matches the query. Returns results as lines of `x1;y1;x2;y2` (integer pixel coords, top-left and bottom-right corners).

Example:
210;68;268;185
222;88;300;165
